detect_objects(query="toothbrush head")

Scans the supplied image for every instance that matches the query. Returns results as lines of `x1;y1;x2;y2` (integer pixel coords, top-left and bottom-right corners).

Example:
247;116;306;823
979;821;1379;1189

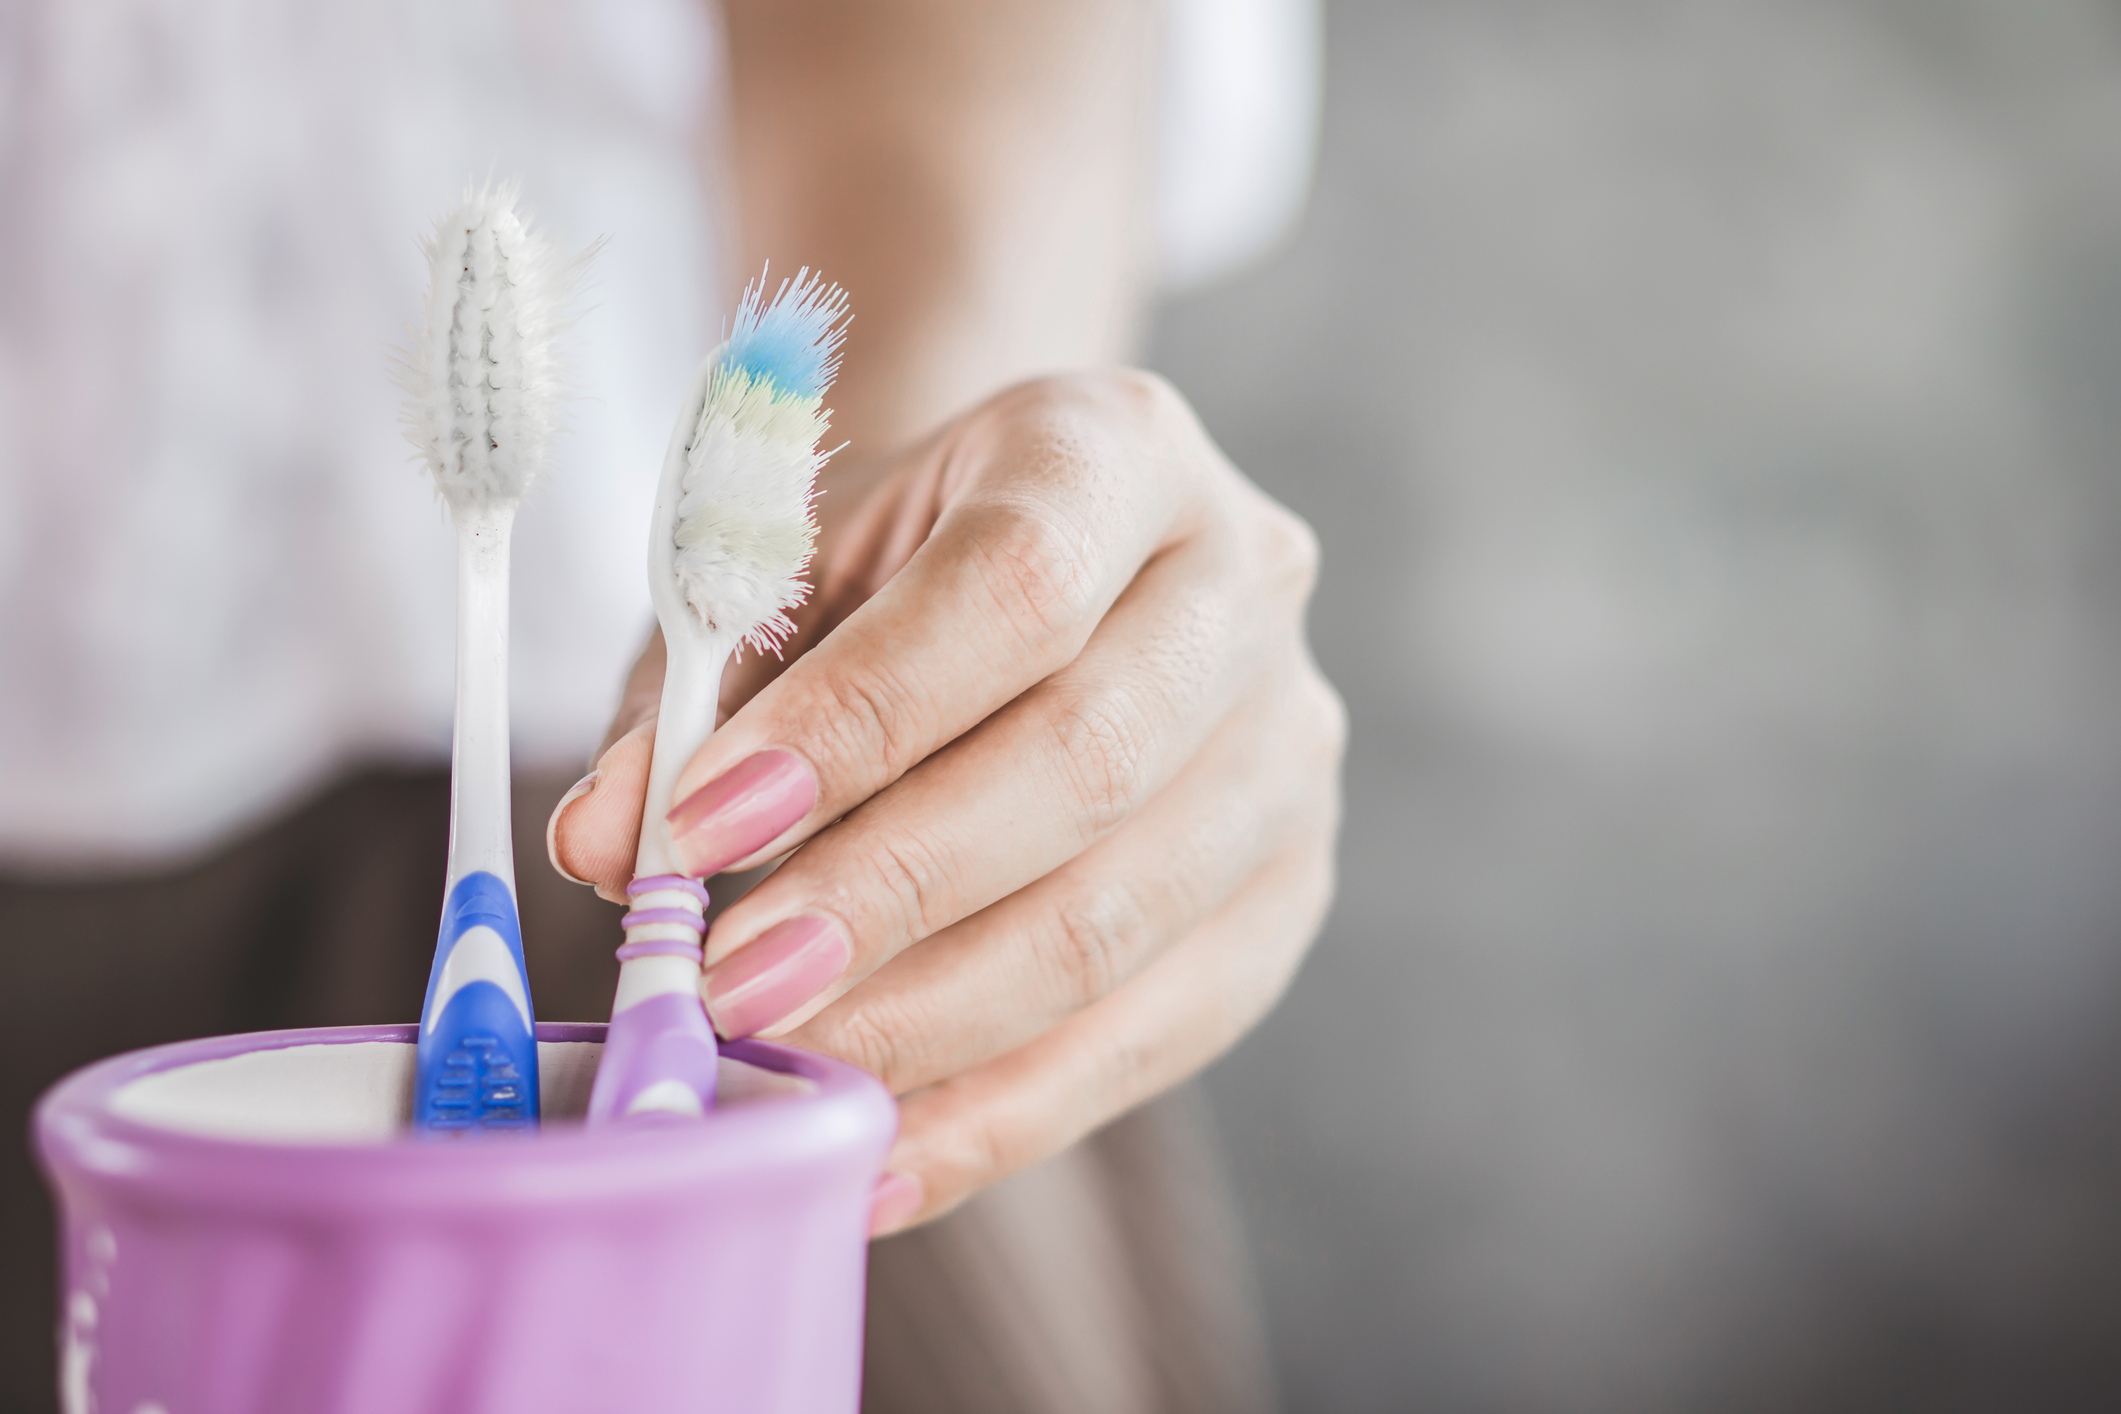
673;268;850;656
400;182;586;515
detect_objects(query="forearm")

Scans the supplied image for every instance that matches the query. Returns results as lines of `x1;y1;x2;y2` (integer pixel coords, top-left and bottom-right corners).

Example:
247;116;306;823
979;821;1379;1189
720;0;1160;461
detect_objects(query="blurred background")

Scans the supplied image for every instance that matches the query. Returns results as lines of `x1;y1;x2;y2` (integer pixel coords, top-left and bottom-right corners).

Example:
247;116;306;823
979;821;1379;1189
1156;1;2121;1409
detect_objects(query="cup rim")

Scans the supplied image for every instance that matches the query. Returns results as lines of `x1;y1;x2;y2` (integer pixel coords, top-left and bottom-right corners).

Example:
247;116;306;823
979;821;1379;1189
34;1022;896;1214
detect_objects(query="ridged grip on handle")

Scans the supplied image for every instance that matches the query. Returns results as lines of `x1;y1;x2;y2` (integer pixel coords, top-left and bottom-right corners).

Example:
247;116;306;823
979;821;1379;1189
588;874;718;1122
416;872;540;1131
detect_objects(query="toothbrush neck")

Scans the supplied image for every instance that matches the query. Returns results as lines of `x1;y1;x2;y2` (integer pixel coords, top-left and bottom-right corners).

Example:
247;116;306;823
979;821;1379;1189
447;507;517;893
634;630;732;879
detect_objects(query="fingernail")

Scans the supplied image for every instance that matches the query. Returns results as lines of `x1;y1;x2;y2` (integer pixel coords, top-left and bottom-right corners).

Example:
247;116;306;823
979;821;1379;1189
545;771;600;885
702;915;849;1039
869;1171;924;1237
667;749;817;878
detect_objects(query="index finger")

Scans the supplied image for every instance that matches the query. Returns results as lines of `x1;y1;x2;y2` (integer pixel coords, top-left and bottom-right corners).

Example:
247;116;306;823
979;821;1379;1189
662;373;1203;881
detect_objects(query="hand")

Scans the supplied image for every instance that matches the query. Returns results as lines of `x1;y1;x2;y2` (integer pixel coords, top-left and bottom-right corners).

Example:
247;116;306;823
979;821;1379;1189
549;370;1345;1233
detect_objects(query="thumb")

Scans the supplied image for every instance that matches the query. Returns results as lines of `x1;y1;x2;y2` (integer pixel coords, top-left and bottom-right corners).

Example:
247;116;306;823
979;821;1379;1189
549;626;667;901
547;722;652;903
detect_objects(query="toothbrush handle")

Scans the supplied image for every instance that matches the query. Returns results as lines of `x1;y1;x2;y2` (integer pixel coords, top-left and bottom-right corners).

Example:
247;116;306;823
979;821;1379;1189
416;872;540;1130
447;509;517;891
634;634;728;877
415;510;539;1133
587;873;719;1122
585;634;731;1124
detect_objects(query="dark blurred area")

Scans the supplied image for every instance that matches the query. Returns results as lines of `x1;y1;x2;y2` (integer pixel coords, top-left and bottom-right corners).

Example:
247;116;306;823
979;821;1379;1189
1153;2;2121;1409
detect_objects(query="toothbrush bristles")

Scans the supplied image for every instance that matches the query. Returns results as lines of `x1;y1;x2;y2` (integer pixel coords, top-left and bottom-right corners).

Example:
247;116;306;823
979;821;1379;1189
674;267;850;655
397;182;594;515
721;270;851;401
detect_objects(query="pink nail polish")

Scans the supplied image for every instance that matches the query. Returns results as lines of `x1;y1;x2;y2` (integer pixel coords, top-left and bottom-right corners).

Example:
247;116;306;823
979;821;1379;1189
667;749;817;878
869;1171;923;1236
702;915;849;1039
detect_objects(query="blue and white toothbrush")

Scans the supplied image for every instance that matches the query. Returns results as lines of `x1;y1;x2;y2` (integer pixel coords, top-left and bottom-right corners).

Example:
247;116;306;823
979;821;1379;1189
587;268;848;1122
399;183;588;1133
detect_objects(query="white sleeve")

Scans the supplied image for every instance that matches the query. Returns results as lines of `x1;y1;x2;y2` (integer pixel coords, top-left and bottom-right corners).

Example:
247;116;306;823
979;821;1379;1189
1155;0;1324;293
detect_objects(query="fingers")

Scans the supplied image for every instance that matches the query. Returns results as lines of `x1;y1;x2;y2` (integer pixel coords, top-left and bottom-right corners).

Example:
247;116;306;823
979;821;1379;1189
695;520;1295;1038
695;467;1323;1037
766;641;1339;1088
542;368;1345;1239
660;374;1206;881
546;618;775;902
548;722;652;904
548;625;665;901
871;838;1337;1235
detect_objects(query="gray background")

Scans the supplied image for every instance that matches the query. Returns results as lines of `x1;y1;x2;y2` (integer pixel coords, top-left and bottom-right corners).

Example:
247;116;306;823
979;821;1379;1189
1151;3;2121;1409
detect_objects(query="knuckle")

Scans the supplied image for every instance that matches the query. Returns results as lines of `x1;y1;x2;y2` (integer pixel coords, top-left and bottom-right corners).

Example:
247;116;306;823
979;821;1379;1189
957;1119;1025;1193
1302;693;1349;835
812;998;913;1092
1226;858;1335;1022
968;500;1101;648
1086;1023;1158;1116
1240;933;1311;1027
1285;852;1339;975
1016;367;1179;427
1271;660;1348;787
922;1085;1032;1193
801;658;930;784
861;823;962;941
1308;673;1350;764
1044;878;1155;1004
1255;502;1322;601
1047;690;1155;836
1312;766;1346;839
1093;366;1183;423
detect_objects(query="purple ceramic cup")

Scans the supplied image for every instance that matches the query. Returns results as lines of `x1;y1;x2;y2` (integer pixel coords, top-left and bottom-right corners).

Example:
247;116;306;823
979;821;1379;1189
34;1022;895;1414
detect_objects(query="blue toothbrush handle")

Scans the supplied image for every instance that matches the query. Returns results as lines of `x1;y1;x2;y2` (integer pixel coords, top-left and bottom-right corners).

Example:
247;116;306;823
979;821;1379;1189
416;871;540;1132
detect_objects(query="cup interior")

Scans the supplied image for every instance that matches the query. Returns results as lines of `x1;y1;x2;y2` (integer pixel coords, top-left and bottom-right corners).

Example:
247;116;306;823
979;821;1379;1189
106;1037;814;1144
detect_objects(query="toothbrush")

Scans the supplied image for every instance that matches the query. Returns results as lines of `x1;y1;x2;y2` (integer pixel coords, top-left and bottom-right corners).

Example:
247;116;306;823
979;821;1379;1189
399;183;585;1133
587;269;848;1122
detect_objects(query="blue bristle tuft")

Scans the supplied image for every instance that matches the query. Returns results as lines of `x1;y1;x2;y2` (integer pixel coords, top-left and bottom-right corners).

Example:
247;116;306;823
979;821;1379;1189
721;267;850;399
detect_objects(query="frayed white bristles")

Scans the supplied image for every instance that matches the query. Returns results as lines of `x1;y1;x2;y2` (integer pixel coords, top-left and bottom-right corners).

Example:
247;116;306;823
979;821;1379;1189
673;268;849;655
398;182;594;515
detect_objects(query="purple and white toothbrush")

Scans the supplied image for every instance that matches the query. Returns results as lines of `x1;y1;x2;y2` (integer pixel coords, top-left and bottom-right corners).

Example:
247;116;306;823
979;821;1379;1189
587;269;849;1122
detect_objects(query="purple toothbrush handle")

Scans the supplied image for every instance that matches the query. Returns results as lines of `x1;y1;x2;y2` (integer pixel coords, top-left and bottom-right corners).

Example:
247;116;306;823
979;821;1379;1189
587;991;721;1122
588;873;719;1123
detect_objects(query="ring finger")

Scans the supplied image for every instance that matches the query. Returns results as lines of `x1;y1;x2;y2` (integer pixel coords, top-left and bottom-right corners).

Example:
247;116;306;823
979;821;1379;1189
875;837;1337;1233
